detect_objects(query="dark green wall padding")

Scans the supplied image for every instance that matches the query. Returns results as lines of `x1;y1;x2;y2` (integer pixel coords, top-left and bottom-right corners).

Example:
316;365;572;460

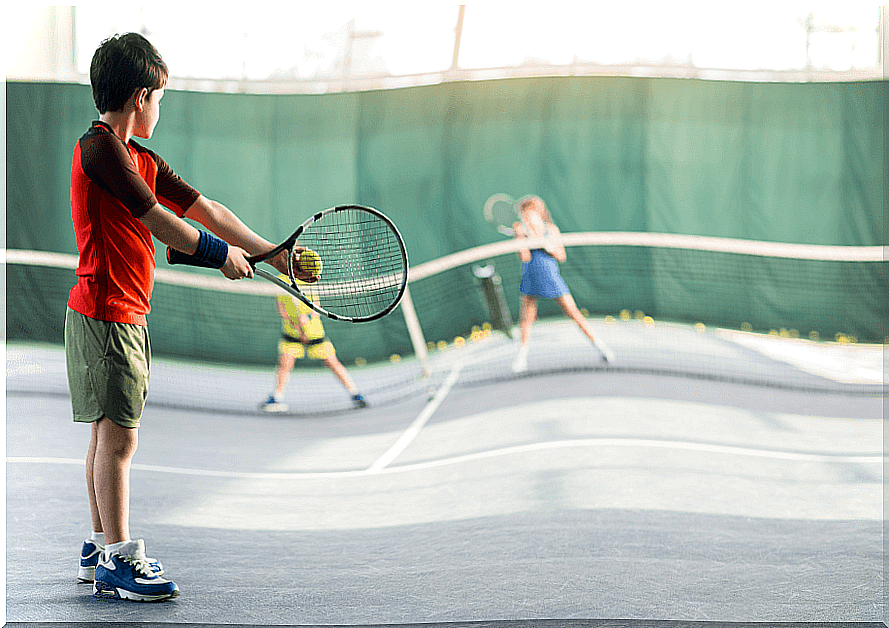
6;77;886;364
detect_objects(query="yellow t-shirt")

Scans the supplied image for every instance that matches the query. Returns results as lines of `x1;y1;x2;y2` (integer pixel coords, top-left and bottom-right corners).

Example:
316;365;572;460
278;292;325;341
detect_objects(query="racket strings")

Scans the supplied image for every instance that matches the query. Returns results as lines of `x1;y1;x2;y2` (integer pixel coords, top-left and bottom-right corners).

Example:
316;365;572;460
292;208;406;319
484;193;520;236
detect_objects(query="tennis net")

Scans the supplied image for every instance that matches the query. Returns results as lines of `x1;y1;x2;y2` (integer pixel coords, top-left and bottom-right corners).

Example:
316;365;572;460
5;233;885;414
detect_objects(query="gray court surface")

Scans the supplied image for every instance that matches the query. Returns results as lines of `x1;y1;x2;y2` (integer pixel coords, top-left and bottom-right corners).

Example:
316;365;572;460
5;341;885;626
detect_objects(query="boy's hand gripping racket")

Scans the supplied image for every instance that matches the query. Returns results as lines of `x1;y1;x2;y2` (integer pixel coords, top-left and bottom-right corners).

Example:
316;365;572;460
167;204;408;323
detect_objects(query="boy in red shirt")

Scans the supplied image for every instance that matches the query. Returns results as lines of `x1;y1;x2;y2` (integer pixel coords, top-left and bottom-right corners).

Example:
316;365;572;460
67;32;294;601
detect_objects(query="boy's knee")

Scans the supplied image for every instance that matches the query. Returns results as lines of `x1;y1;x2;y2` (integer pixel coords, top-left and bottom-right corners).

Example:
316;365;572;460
96;417;138;457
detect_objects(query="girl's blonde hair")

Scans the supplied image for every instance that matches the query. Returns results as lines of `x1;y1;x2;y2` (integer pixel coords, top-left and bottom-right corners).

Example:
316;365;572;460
517;195;554;224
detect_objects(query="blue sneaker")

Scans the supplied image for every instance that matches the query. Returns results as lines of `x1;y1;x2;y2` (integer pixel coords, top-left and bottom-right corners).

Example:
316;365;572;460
78;539;163;583
93;540;179;602
352;393;368;409
78;540;103;583
260;395;288;413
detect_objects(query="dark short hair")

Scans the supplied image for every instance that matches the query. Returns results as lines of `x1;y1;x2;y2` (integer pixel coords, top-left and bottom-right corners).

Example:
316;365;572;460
90;33;168;113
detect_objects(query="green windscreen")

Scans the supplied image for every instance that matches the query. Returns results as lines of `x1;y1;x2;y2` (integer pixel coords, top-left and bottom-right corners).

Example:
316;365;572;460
6;77;886;366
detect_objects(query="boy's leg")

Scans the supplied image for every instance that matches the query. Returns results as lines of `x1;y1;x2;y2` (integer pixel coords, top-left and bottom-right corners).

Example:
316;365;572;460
90;417;177;601
274;350;296;399
262;344;296;411
81;419;142;583
323;355;357;393
83;419;164;585
92;417;138;544
85;421;103;535
65;308;169;594
68;309;148;541
322;353;368;407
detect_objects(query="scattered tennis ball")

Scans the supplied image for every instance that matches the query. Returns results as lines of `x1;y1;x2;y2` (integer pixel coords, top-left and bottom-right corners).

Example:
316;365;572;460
297;249;323;276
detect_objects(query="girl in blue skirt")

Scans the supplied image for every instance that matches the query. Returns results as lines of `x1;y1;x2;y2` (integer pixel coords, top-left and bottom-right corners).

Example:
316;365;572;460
512;196;615;372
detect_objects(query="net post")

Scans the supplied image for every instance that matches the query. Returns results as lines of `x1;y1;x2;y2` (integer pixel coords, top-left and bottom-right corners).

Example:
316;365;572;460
473;263;513;338
399;285;429;377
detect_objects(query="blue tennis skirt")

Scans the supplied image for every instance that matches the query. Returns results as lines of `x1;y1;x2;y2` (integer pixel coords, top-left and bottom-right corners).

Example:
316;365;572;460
520;249;569;298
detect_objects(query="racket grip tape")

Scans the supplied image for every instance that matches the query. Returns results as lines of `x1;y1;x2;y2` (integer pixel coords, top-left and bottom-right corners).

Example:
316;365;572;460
166;231;229;268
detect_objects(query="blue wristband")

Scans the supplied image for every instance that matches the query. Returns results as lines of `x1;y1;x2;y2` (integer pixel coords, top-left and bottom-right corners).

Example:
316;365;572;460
193;231;229;269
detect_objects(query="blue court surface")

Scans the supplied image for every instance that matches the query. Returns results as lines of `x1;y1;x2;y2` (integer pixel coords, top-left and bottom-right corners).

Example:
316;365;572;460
5;328;885;627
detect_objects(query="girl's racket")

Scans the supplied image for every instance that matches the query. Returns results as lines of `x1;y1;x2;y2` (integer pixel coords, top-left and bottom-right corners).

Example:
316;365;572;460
483;193;520;237
484;193;538;238
167;204;408;323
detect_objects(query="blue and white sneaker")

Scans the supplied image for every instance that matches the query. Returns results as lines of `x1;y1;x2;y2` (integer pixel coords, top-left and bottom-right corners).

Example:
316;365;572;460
78;539;163;583
352;393;368;409
260;395;288;413
93;539;179;602
78;540;103;583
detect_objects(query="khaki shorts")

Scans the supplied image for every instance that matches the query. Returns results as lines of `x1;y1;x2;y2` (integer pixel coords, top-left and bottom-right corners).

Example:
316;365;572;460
65;308;150;428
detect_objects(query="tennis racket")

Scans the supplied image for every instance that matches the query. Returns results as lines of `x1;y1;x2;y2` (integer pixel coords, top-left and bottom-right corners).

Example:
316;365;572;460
167;204;408;323
483;193;520;237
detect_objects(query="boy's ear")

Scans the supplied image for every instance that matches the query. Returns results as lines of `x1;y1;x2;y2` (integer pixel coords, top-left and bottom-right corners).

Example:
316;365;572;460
133;87;149;112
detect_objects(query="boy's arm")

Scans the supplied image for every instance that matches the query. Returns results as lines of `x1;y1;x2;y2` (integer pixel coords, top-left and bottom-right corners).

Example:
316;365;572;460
139;203;254;279
296;313;312;344
277;296;312;344
184;195;291;276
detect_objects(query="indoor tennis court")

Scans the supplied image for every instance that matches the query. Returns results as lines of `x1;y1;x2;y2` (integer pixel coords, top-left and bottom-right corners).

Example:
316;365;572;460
5;5;887;627
6;333;885;623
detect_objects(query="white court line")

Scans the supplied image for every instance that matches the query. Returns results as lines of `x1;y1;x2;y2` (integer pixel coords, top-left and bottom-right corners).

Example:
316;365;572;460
8;439;882;480
366;361;464;473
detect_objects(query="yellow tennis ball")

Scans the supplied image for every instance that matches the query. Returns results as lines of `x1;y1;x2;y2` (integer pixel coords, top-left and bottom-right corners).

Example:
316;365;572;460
297;249;323;277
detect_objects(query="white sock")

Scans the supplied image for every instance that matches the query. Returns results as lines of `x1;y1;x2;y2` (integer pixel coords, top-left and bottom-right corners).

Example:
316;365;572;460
90;532;105;546
104;540;130;556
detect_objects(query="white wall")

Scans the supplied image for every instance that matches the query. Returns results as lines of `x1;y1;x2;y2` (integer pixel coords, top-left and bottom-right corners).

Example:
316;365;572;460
4;6;77;81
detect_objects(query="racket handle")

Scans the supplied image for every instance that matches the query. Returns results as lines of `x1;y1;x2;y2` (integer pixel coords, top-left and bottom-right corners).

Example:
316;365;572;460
166;246;220;268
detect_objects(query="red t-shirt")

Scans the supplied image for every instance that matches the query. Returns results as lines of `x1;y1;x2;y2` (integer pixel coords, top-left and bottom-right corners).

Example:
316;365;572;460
68;121;200;325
